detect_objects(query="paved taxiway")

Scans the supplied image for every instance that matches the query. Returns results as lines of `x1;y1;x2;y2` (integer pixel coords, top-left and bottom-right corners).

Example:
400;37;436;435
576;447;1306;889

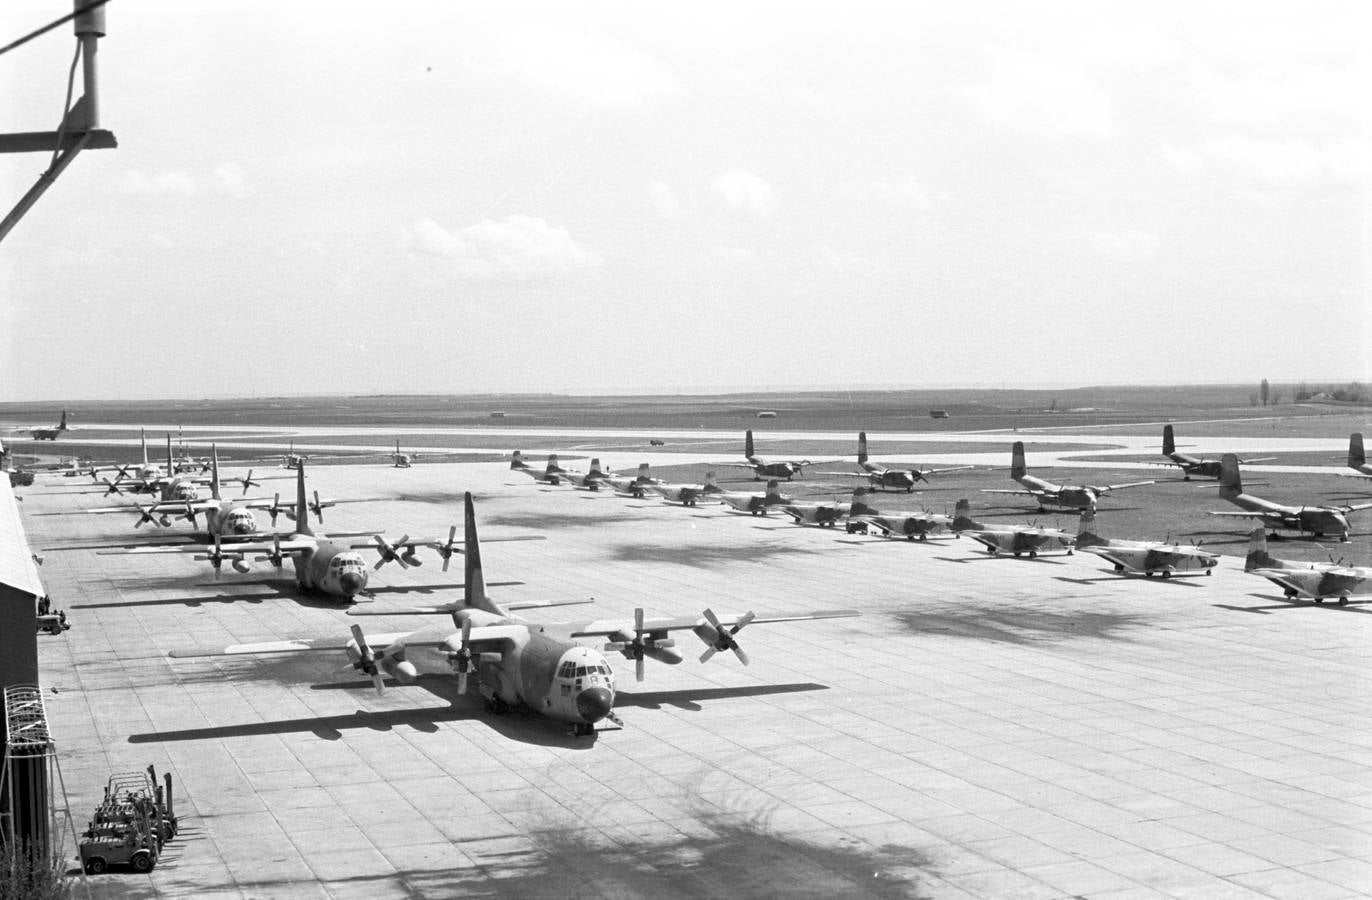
23;453;1372;898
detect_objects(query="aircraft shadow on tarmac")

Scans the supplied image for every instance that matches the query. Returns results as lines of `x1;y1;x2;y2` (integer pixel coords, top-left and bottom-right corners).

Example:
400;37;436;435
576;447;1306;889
931;554;1070;566
1213;594;1372;616
609;542;809;567
70;581;522;611
127;678;832;749
888;607;1149;645
1052;574;1206;588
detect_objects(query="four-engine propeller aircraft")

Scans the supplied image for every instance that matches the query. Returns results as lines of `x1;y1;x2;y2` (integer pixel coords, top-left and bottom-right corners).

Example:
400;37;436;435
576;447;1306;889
844;489;953;540
818;432;971;492
1073;509;1218;578
718;480;792;516
718;430;815;481
646;471;722;506
16;410;71;441
1159;425;1274;480
982;442;1152;512
951;499;1075;557
171;493;859;736
111;463;535;601
1210;454;1371;542
1243;528;1370;604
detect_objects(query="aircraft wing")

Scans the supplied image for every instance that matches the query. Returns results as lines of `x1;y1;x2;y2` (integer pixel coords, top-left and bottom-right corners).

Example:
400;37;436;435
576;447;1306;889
100;537;319;556
980;489;1034;496
914;465;974;475
346;596;589;616
1238;457;1278;464
1208;510;1274;519
814;470;866;478
1098;480;1155;492
76;499;219;516
1336;471;1372;480
169;629;456;658
568;608;859;639
1340;501;1372;512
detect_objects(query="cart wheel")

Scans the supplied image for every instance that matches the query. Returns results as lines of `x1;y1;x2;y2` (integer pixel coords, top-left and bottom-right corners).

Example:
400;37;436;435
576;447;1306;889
130;850;154;873
85;857;107;875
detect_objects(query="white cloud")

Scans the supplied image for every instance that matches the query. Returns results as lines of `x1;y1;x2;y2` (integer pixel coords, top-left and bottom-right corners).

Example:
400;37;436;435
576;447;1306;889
713;169;775;217
494;26;679;112
406;214;603;282
648;181;683;218
818;246;886;276
115;164;253;197
1190;64;1364;134
1090;230;1161;262
962;47;1118;139
1163;135;1367;186
712;246;756;263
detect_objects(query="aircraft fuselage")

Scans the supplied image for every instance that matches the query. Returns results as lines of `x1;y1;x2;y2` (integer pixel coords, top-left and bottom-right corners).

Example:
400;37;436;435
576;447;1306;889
289;540;370;598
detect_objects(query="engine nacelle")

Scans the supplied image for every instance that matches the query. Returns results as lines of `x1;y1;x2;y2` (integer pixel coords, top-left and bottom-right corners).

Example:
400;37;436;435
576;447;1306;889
231;558;251;574
380;656;418;683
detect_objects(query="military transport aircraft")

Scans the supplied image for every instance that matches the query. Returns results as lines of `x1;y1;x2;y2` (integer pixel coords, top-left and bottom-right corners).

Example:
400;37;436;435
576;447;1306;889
110;463;537;601
171;493;859;736
1243;528;1371;604
646;471;722;506
509;451;576;485
1073;509;1218;578
17;410;71;441
1159;425;1274;479
844;489;953;540
779;496;852;528
390;441;417;468
818;432;971;492
951;499;1075;557
87;430;227;495
718;480;792;516
718;430;815;481
1210;454;1371;542
600;463;661;498
982;441;1152;511
555;458;610;490
1339;433;1372;479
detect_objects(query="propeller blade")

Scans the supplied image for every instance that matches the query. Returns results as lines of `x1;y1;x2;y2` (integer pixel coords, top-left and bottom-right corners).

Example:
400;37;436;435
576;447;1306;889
441;524;457;572
313;490;323;524
269;492;281;526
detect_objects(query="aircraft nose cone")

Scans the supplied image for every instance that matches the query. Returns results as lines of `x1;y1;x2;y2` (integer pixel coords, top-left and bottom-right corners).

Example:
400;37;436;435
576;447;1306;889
575;687;613;724
233;521;254;534
339;572;364;596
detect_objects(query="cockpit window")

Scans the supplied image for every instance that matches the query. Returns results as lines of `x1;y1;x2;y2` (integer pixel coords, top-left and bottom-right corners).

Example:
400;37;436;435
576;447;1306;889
558;662;576;678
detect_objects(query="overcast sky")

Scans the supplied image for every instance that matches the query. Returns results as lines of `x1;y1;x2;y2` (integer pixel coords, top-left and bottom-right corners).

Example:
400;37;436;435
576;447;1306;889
1;1;1367;400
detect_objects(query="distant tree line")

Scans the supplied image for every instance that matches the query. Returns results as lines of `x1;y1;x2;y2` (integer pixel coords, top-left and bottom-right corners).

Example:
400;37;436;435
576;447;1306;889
1293;381;1368;404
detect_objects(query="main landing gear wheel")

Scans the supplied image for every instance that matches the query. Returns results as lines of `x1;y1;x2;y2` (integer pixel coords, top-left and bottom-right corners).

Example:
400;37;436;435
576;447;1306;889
1114;564;1125;573
484;696;509;714
1314;598;1325;604
1338;598;1348;605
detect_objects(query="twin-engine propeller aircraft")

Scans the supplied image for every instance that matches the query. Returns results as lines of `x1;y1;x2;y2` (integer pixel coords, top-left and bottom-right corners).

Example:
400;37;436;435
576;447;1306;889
1073;510;1218;578
556;458;610;490
718;430;815;481
1242;528;1371;604
509;451;576;485
600;463;660;498
390;441;417;468
1159;425;1274;480
1210;454;1370;542
646;471;722;506
109;463;537;601
844;489;953;540
982;442;1152;512
718;480;791;516
171;493;859;736
780;496;851;528
818;432;970;492
951;499;1075;557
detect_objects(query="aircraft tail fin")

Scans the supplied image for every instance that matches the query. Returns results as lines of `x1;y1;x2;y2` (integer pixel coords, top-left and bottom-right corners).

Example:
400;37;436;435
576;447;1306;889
545;454;560;473
1162;424;1175;456
589;458;605;477
745;429;755;460
1245;526;1277;571
764;479;784;502
1011;441;1027;481
850;488;875;516
140;428;148;465
858;431;868;466
703;471;721;493
635;462;651;483
510;450;526;470
210;445;221;501
1219;453;1243;496
295;462;314;536
1351;433;1366;468
59;410;68;431
460;492;504;617
952;498;981;531
1076;508;1104;547
165;434;174;478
